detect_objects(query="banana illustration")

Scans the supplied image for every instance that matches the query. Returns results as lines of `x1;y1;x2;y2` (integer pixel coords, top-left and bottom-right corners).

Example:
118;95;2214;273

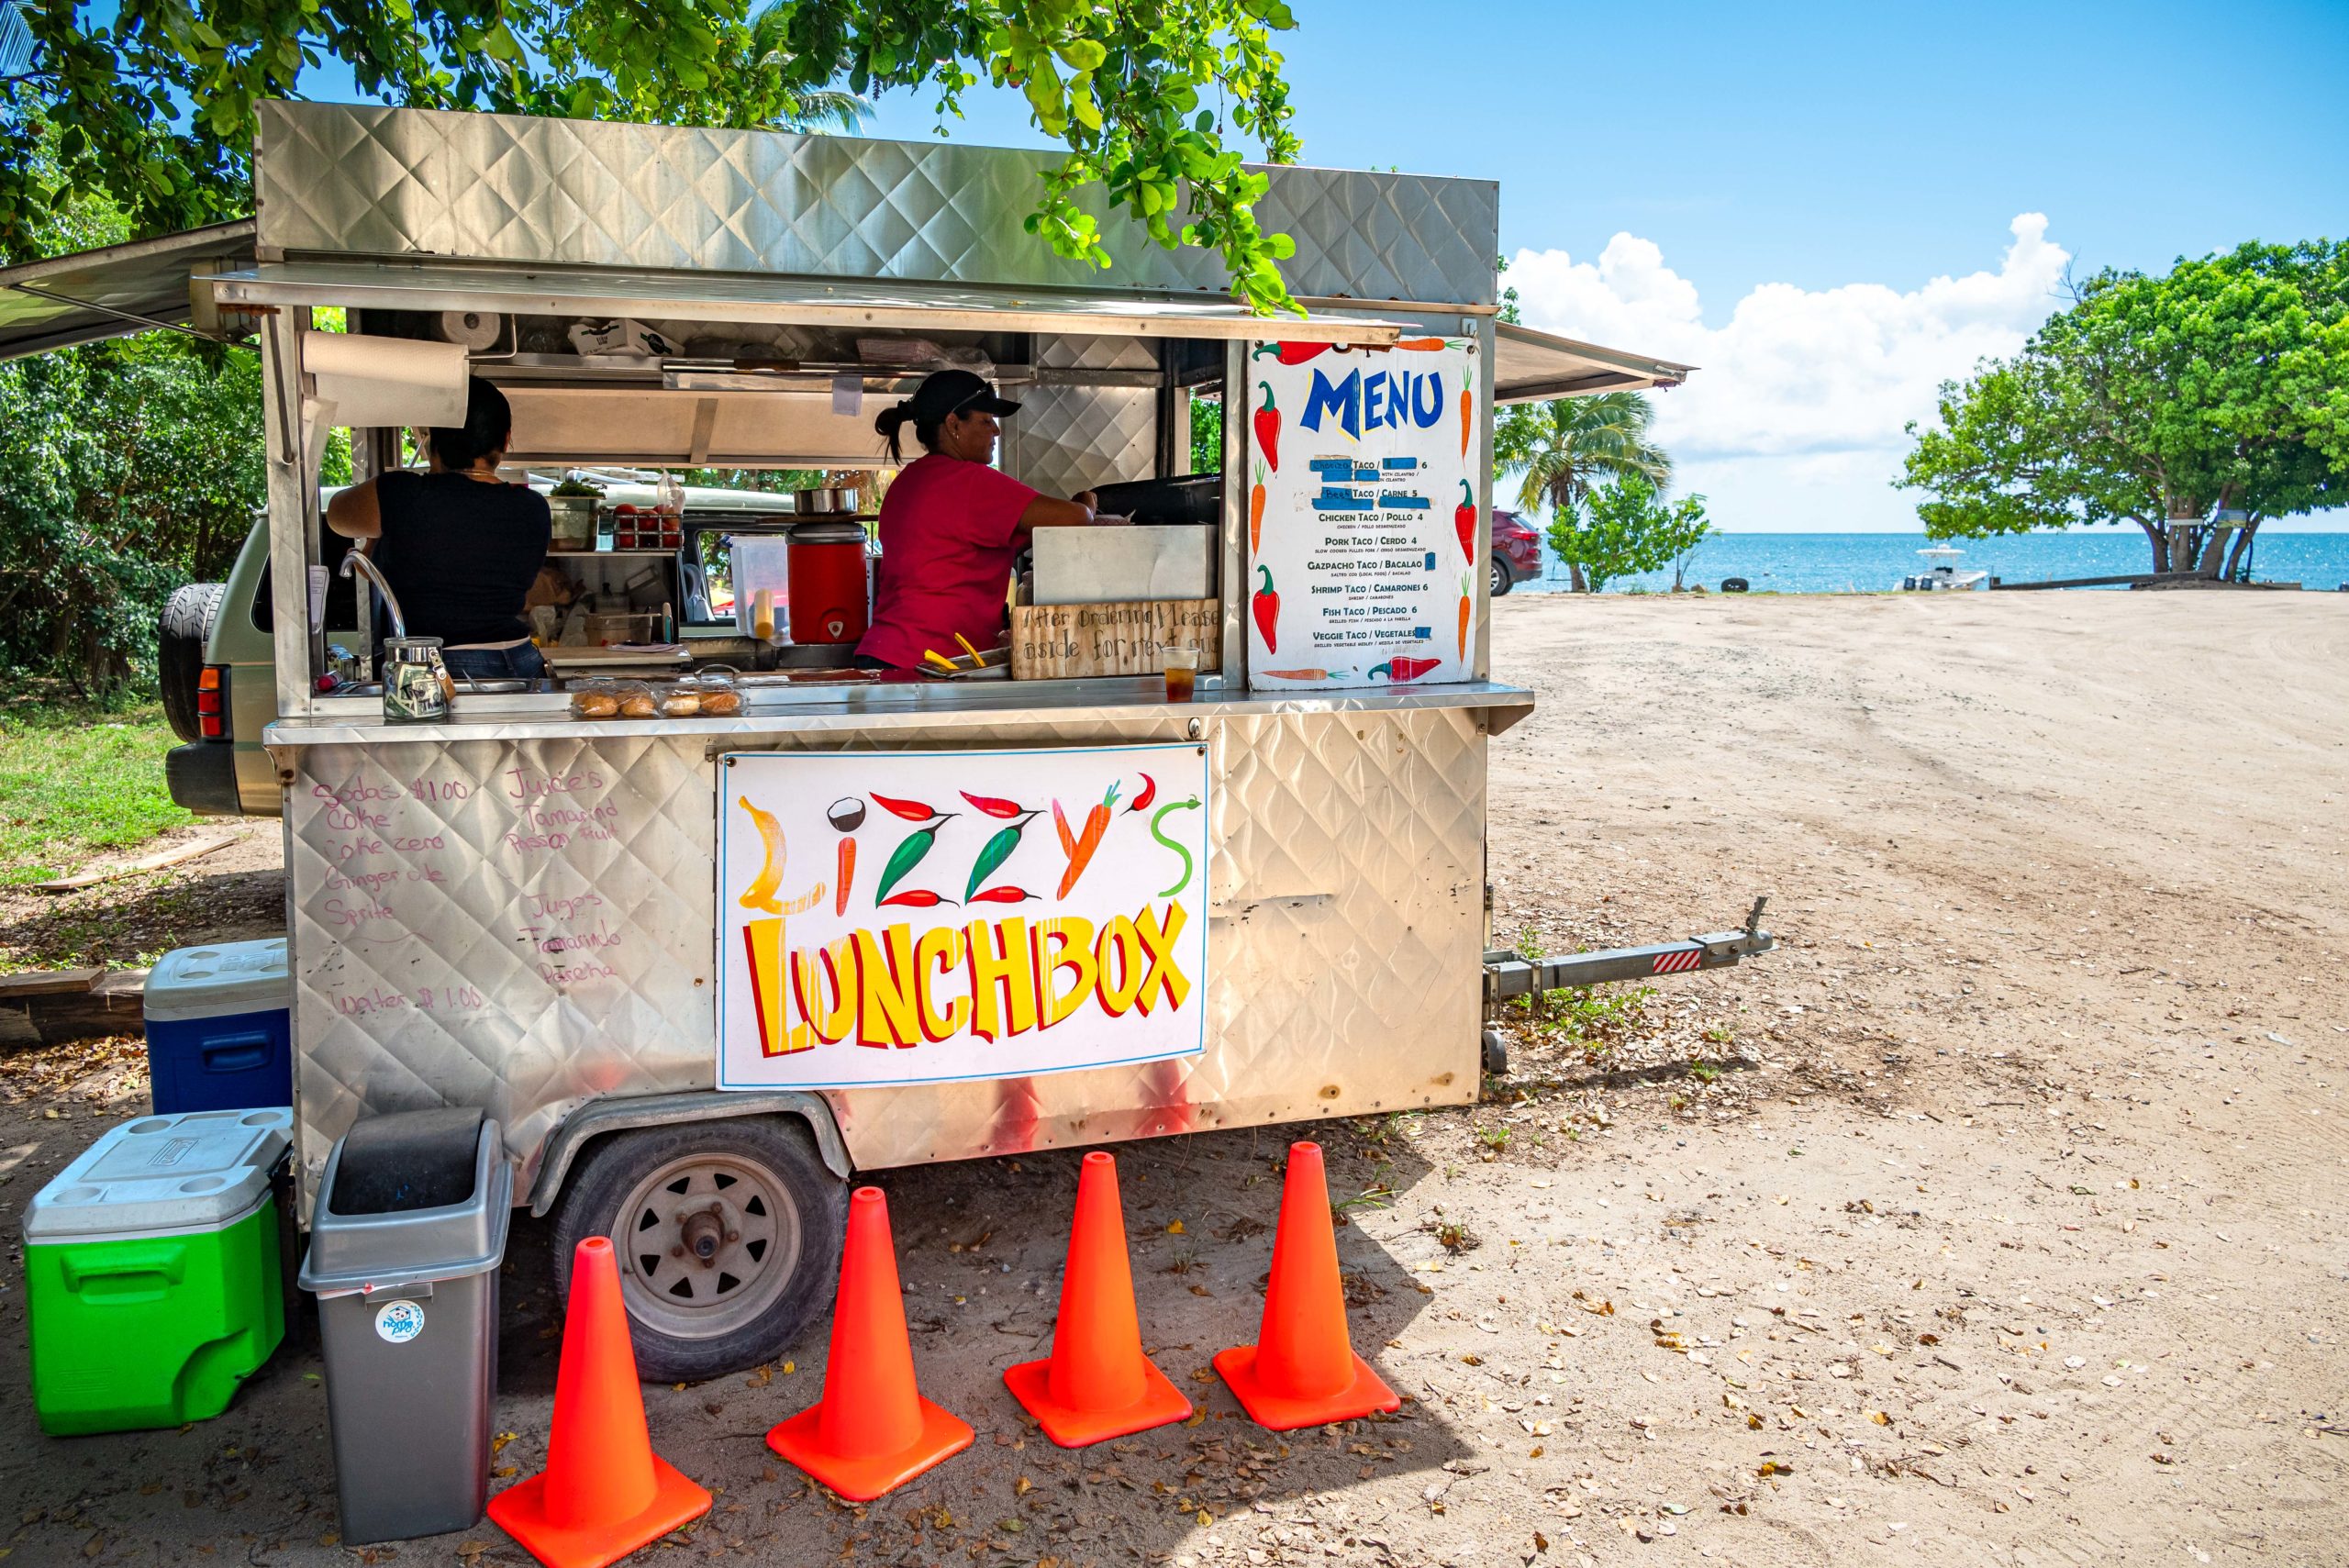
739;795;785;913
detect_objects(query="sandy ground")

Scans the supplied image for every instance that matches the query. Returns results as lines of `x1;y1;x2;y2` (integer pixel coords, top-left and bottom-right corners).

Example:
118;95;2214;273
1;590;2344;1566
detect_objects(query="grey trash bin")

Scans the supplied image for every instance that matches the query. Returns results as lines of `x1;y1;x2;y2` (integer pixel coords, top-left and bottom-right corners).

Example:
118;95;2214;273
300;1108;511;1544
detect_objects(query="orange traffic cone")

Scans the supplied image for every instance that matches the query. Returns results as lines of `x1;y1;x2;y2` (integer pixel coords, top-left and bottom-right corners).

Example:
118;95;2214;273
488;1237;711;1568
1004;1151;1193;1447
1213;1140;1401;1430
766;1186;973;1499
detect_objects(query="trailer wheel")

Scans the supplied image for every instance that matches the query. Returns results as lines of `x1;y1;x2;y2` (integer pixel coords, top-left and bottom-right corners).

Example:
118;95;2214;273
551;1118;847;1383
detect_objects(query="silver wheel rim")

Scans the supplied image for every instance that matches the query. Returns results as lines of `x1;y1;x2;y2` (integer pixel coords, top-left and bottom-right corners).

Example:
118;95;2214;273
609;1151;803;1340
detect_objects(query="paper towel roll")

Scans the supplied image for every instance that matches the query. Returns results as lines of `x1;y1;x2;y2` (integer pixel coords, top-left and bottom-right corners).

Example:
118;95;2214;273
436;309;504;351
301;331;470;429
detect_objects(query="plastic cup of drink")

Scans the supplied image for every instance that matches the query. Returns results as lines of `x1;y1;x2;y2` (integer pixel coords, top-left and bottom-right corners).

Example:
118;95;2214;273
1163;645;1199;703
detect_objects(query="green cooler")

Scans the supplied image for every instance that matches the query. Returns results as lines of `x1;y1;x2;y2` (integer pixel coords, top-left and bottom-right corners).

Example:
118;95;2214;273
23;1107;293;1436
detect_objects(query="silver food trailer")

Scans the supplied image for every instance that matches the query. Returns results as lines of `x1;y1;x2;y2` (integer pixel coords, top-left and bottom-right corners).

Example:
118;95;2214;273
0;102;1755;1380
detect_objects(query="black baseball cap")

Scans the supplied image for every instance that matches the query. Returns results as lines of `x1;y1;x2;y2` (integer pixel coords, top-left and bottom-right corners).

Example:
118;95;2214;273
908;368;1021;423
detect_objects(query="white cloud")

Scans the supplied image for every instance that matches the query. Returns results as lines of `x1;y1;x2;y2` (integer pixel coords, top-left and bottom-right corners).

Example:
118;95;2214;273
1505;215;2072;530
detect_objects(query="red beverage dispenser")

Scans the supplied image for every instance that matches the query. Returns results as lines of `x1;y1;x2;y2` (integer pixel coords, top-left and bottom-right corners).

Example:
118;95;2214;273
785;520;870;644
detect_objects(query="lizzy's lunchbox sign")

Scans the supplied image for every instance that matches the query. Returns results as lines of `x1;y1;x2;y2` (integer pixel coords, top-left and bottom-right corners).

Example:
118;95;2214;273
716;745;1211;1090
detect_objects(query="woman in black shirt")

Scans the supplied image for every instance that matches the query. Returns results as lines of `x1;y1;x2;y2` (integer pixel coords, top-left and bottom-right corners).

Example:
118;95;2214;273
327;378;552;681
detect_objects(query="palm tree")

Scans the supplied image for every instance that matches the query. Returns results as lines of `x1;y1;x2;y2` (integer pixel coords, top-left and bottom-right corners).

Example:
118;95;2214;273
1494;393;1672;590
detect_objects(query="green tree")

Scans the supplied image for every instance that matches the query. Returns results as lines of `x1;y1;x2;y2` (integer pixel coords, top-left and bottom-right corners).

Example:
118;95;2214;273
1542;476;1709;595
1494;391;1672;590
1899;239;2349;575
0;161;345;688
0;0;1305;312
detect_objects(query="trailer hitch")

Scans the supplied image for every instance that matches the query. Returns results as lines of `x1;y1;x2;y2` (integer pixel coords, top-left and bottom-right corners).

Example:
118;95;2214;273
1483;896;1776;1003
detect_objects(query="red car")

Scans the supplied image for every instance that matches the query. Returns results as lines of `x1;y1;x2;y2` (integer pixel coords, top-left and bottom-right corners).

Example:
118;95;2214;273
1489;508;1542;595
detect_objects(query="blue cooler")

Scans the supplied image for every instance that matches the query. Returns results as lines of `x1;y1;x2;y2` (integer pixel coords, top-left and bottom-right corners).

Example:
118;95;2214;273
144;940;292;1114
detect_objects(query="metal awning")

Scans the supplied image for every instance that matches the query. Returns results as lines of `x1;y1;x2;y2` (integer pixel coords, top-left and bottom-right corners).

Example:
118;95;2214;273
1494;321;1694;402
206;260;1408;345
0;221;258;361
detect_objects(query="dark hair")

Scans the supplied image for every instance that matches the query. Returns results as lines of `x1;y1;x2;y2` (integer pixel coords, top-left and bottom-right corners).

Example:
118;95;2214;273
874;399;942;463
874;370;1020;462
428;378;513;471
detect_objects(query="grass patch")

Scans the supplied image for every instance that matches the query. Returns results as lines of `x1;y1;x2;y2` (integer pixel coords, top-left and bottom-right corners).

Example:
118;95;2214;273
0;696;193;885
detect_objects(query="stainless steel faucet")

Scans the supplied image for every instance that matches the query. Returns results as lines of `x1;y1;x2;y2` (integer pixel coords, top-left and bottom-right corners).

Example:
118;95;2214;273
340;549;407;639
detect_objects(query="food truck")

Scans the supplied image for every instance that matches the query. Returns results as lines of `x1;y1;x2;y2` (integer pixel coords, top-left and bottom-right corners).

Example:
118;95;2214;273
0;102;1764;1380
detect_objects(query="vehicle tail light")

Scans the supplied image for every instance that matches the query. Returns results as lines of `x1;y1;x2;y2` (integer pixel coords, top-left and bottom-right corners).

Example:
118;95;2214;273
197;665;230;740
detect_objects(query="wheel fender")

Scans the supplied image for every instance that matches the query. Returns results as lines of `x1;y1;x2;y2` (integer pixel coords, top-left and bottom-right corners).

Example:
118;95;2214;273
528;1090;849;1217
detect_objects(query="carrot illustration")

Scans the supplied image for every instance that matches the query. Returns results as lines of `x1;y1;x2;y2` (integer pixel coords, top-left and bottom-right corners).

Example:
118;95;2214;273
1459;387;1472;459
833;838;855;916
1395;337;1446;350
1052;798;1076;859
1457;573;1472;662
1057;780;1122;898
1259;667;1331;680
1249;462;1267;555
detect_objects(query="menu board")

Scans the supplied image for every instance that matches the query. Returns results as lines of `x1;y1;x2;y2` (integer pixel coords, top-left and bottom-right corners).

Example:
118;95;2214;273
717;744;1210;1090
1243;338;1481;689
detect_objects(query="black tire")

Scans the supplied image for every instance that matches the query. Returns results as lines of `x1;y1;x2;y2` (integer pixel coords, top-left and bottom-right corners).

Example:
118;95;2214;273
1481;1028;1509;1077
1720;576;1751;594
551;1117;848;1383
158;582;227;743
1489;555;1514;597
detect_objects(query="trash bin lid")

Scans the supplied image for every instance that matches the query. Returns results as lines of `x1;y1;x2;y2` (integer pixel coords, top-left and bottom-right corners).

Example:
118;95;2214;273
143;937;289;1022
24;1107;292;1243
300;1109;512;1295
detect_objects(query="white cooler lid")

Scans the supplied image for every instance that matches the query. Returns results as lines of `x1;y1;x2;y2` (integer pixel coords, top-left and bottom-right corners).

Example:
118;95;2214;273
23;1107;292;1242
143;937;289;1022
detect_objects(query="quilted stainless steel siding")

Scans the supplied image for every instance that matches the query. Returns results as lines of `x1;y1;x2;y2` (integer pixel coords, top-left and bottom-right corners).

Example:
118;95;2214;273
253;103;1497;307
287;708;1485;1194
1004;335;1160;499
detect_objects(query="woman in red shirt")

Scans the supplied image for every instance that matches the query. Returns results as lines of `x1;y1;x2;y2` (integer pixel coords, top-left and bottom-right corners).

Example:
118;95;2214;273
856;370;1121;671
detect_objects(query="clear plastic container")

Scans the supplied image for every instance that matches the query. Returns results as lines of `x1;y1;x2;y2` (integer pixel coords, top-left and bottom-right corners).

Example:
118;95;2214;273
568;678;619;720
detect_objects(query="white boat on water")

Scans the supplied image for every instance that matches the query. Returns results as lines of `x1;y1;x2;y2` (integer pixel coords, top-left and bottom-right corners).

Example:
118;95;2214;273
1901;545;1988;591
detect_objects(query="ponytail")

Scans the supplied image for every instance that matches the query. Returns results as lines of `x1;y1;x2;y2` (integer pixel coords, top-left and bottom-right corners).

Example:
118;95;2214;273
874;398;941;462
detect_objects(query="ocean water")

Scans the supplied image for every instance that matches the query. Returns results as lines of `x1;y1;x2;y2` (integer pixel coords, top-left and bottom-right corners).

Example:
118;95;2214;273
1509;531;2349;595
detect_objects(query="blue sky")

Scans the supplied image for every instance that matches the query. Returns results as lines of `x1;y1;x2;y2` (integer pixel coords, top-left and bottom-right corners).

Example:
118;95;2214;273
858;0;2349;532
279;0;2349;531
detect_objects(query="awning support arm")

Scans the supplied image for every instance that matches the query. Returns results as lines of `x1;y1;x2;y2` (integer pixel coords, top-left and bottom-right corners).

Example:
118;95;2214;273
1;281;243;347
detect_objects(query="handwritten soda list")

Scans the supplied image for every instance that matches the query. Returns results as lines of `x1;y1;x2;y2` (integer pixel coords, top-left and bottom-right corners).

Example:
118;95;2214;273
309;761;633;1018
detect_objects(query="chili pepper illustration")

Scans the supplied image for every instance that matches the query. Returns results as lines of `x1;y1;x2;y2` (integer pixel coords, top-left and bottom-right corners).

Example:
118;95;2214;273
1249;462;1267;555
874;814;953;905
880;889;954;908
1056;781;1121;898
1458;573;1472;662
1454;480;1478;563
963;812;1039;904
1151;797;1203;898
1459;387;1473;459
1259;667;1331;680
967;884;1036;905
1253;382;1280;472
1252;564;1280;653
1369;656;1441;683
737;796;786;914
1252;342;1332;365
960;790;1026;819
1129;773;1157;813
870;791;938;822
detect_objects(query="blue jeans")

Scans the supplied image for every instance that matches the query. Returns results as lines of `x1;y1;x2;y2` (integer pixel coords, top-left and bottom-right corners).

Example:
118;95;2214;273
440;642;548;682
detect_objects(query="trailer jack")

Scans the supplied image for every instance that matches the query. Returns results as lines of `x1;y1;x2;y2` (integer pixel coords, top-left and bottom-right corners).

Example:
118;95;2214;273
1483;897;1776;1006
1478;898;1775;1077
